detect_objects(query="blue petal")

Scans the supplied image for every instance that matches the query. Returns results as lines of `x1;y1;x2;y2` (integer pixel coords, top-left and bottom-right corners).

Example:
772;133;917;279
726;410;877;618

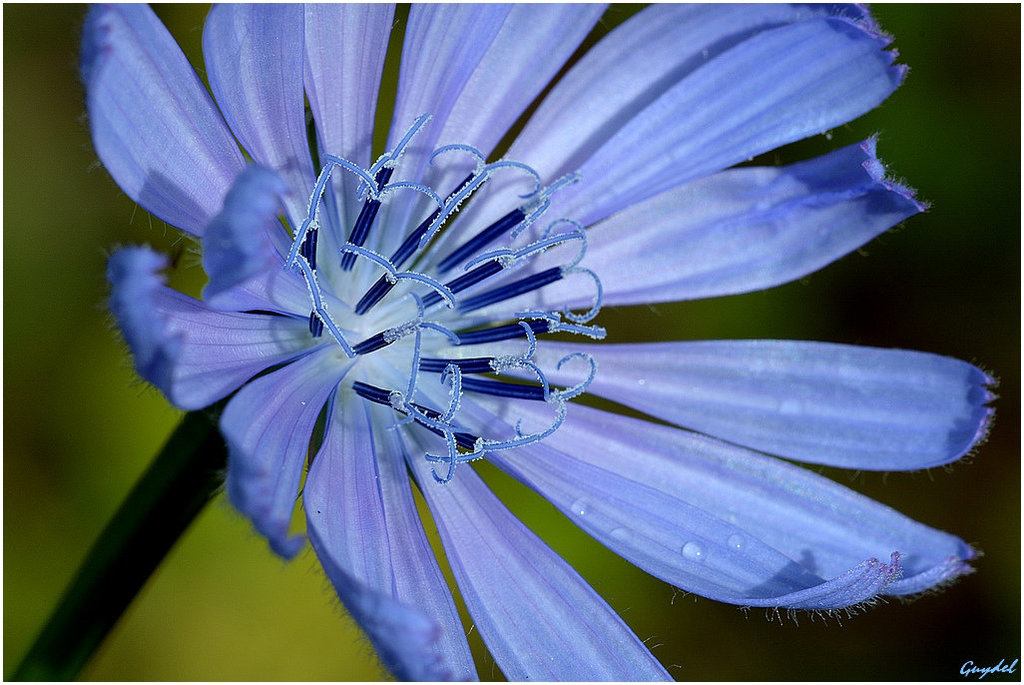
81;4;245;235
203;4;314;231
202;166;287;301
387;4;605;261
152;293;311;411
461;140;924;320
108;246;311;410
303;5;394;241
558;15;907;224
199;166;325;316
434;5;605;158
406;436;671;681
107;247;180;393
582;139;925;304
371;5;510;264
387;5;508;163
468;398;975;609
521;338;992;471
447;4;880;245
305;401;476;681
513;4;860;180
222;347;351;557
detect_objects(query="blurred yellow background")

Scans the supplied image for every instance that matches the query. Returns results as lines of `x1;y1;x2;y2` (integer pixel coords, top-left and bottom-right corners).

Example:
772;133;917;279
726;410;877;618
4;4;1019;680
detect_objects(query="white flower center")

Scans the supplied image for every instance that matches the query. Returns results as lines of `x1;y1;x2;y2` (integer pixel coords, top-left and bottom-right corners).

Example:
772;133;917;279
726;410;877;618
286;114;604;482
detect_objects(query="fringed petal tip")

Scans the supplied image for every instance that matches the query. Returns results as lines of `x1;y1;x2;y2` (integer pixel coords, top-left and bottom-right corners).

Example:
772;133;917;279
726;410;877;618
106;246;181;395
224;463;305;559
819;12;907;103
310;533;455;681
886;551;977;598
860;136;929;213
201;166;288;303
79;5;111;85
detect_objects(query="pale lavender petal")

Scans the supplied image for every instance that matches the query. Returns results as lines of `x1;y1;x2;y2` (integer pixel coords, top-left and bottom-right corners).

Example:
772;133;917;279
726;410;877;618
306;400;475;680
529;340;994;470
202;166;287;302
511;4;873;181
303;5;394;242
459;140;923;321
387;5;509;159
106;247;180;395
198;165;332;317
81;4;244;235
108;246;312;410
203;4;314;230
584;139;924;305
152;293;312;412
388;4;605;261
435;5;605;158
442;4;881;251
466;397;974;609
370;5;510;263
407;436;670;681
303;5;393;169
555;15;907;224
222;347;351;557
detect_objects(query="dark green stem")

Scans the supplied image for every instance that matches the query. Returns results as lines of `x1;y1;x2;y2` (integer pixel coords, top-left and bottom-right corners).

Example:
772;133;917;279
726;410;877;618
13;407;227;681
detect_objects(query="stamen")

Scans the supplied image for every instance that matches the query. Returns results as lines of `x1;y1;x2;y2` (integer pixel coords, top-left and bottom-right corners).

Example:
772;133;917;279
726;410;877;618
435;172;580;274
459;377;547;401
454;319;551;345
354;174;476;316
290;256;355;357
339;113;432;271
299;227;318;270
419;357;495;374
352;318;420;356
339;166;393;271
421;260;503;309
308;311;324;338
353;331;391;355
465;220;586;271
435;208;526;274
353;380;479;451
456;267;564;313
287;117;604;481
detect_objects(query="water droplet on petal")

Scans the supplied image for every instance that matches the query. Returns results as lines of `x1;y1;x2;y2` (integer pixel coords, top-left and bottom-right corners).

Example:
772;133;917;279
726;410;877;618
682;541;706;562
609;527;632;544
779;398;802;415
727;534;745;551
637;378;647;386
571;498;588;517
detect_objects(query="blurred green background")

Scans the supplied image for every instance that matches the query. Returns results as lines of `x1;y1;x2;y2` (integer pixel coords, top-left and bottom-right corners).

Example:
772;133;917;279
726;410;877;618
4;3;1019;681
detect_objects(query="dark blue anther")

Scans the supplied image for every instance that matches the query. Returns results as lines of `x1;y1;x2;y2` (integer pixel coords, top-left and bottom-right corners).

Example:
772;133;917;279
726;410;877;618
460;377;546;401
353;331;392;355
354;174;476;316
419;357;495;374
436;208;526;274
454;319;551;345
354;216;435;315
353;380;392;404
300;227;318;270
421;259;504;309
354;277;395;316
411;403;479;450
308;311;324;337
341;166;394;271
354;381;479;450
457;267;563;313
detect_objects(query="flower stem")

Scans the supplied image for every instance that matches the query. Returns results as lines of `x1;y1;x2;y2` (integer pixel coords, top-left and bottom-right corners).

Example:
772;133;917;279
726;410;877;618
12;407;227;681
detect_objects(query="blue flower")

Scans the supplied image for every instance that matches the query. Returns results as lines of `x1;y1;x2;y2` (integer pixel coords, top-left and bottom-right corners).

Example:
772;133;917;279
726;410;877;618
84;4;993;681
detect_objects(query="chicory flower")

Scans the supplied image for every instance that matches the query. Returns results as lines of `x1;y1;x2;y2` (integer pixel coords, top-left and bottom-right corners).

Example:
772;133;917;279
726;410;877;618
84;4;993;680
